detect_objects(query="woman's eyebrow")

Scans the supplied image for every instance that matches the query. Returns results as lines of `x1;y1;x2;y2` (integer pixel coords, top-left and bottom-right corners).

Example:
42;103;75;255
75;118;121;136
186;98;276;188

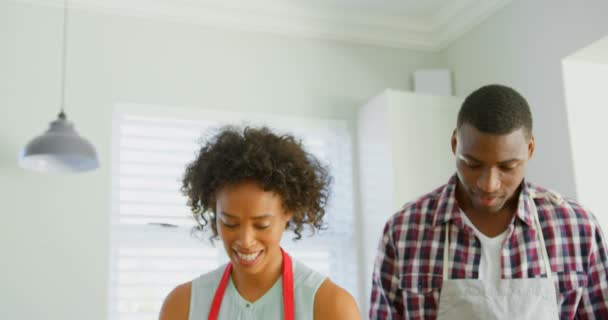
251;214;273;220
219;212;273;220
219;211;237;219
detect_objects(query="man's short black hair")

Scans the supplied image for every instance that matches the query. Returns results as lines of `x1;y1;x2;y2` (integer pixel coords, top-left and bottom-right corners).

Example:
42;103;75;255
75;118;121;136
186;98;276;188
457;84;533;138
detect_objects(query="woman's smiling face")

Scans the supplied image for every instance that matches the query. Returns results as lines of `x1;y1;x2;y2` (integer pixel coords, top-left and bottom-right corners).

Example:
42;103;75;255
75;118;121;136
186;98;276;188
216;181;292;275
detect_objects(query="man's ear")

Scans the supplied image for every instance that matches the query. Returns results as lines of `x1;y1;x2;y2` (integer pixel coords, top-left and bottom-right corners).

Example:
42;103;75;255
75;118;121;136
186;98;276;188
528;135;535;160
451;129;457;155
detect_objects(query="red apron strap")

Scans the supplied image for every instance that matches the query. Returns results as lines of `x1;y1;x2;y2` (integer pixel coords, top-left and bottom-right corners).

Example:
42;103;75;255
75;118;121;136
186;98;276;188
208;263;232;320
281;248;295;320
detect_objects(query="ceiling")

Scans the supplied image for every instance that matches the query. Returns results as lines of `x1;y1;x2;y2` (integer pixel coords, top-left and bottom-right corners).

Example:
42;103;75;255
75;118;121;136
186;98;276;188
16;0;512;52
565;35;608;65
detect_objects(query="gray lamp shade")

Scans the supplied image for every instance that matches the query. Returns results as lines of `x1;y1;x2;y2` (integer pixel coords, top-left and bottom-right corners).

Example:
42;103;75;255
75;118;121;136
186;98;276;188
19;114;99;173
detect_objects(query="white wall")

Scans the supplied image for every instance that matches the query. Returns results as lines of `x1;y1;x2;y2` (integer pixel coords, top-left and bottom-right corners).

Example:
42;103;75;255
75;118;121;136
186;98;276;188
563;36;608;231
0;2;443;319
442;0;608;198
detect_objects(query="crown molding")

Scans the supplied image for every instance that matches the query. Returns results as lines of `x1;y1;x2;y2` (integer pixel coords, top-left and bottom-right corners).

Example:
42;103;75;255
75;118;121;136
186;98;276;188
12;0;511;52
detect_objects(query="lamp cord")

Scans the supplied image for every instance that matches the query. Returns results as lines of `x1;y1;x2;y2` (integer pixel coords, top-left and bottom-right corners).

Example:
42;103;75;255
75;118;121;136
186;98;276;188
59;0;69;118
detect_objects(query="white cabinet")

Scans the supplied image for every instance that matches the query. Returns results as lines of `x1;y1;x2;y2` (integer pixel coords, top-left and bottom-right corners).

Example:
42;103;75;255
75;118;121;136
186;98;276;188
563;43;608;232
357;89;462;308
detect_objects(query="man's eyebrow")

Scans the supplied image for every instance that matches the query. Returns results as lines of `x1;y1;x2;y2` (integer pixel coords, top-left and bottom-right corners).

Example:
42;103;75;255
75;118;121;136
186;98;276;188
459;154;481;163
460;154;521;165
497;158;522;165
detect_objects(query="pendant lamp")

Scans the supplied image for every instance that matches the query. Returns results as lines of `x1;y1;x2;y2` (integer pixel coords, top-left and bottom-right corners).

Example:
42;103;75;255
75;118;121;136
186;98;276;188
18;0;99;173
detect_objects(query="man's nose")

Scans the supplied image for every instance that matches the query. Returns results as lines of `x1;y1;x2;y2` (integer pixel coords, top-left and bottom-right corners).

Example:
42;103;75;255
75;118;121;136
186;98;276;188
477;168;500;193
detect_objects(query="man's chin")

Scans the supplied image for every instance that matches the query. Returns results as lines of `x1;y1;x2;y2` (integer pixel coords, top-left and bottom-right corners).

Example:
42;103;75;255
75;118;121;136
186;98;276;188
474;201;504;214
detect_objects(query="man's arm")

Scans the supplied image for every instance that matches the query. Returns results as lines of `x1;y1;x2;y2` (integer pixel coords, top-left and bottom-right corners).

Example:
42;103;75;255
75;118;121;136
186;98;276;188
369;219;404;320
577;214;608;318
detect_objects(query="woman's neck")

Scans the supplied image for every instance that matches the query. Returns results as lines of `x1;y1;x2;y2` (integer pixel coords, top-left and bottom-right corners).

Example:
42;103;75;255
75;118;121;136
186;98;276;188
231;248;283;302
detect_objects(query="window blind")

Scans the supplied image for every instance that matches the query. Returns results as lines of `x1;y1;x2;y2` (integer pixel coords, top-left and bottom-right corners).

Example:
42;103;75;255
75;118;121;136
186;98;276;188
109;111;359;319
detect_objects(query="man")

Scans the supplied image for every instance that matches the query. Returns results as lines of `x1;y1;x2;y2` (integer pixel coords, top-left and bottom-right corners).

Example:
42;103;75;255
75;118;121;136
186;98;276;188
369;84;608;319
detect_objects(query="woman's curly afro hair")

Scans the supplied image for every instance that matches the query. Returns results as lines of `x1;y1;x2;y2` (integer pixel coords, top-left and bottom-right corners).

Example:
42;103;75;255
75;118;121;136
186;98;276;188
181;126;331;241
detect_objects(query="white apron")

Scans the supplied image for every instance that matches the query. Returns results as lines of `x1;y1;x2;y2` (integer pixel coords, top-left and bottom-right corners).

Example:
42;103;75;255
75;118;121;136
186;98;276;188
436;199;559;320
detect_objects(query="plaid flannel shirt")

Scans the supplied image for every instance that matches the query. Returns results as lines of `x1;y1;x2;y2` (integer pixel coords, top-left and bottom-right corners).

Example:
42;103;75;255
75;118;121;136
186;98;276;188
370;175;608;319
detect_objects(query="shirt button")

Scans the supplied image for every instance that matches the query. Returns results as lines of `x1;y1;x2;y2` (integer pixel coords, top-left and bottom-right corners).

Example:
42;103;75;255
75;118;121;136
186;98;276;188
246;303;250;308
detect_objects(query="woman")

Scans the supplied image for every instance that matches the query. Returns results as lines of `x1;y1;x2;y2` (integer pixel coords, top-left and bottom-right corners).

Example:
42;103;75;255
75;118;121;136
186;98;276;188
160;126;361;320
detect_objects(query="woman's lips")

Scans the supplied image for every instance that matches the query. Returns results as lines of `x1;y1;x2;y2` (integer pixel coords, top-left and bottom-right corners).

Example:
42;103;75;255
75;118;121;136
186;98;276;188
233;249;263;267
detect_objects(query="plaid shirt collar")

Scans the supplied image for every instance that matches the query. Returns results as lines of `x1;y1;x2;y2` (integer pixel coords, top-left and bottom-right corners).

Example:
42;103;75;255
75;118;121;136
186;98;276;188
431;174;535;228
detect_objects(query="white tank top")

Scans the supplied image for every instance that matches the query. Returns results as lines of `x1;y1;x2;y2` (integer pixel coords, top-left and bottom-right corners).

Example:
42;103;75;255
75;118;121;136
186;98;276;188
188;259;326;320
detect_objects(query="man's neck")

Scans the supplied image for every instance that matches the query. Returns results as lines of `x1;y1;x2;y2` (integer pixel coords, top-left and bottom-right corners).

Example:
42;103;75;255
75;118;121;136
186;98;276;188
456;183;521;237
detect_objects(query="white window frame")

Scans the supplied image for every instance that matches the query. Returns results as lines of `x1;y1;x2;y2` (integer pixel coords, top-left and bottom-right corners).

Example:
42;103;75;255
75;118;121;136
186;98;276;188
108;103;361;319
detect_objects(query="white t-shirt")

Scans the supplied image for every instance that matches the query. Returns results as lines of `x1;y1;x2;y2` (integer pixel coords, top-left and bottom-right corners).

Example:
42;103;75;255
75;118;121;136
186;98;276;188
460;210;509;286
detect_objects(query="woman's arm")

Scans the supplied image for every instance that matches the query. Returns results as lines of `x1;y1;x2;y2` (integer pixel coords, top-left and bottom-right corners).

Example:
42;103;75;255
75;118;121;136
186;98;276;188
314;279;361;320
159;282;191;320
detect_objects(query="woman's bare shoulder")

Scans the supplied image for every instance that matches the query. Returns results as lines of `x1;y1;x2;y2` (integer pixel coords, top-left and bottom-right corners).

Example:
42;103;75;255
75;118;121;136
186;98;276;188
313;279;361;320
159;281;192;320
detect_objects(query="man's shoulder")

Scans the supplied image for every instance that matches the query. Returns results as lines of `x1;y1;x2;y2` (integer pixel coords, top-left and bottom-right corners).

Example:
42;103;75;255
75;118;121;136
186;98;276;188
387;184;447;226
527;182;596;225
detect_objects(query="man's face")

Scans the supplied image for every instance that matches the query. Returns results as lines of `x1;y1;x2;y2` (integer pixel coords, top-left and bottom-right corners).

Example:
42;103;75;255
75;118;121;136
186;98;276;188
451;123;534;214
